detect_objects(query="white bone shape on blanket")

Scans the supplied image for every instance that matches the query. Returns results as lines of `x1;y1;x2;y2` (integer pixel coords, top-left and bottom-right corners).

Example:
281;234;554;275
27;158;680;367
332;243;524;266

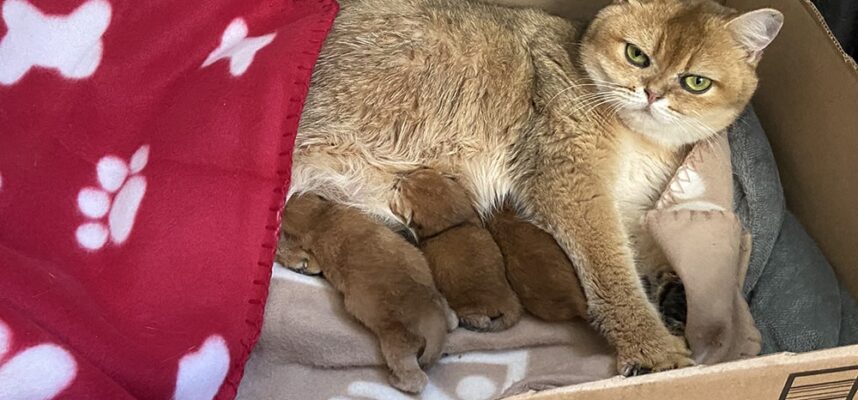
0;0;111;85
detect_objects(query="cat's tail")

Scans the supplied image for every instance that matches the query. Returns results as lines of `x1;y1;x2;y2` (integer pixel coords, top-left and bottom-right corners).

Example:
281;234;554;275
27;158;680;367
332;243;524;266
415;296;455;367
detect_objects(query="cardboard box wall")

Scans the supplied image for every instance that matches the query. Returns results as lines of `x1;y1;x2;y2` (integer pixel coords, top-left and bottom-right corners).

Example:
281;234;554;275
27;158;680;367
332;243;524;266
484;0;858;398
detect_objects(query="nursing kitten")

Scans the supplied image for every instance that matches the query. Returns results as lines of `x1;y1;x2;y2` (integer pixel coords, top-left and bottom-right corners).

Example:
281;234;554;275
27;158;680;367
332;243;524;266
392;168;523;331
277;194;456;393
290;0;782;375
487;204;589;322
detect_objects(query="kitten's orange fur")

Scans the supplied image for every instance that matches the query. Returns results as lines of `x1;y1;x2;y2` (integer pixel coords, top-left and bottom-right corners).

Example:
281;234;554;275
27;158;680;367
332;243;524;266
277;194;456;393
487;204;589;322
392;168;523;332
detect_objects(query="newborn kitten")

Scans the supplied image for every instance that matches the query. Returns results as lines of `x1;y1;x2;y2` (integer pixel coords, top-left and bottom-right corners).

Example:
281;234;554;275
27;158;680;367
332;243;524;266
290;0;782;375
277;194;456;393
487;203;589;322
392;168;523;332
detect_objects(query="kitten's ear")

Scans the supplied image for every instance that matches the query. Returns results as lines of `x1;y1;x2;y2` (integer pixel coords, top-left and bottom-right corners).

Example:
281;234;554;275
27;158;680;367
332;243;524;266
612;0;641;4
727;8;784;64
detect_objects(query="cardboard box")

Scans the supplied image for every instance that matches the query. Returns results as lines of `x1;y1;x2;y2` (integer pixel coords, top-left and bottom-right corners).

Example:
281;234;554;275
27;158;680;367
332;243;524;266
510;345;858;399
486;0;858;398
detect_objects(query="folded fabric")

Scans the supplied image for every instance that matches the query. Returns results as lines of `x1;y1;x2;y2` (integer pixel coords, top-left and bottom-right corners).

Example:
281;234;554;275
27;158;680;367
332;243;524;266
0;0;337;398
647;134;760;364
729;108;858;353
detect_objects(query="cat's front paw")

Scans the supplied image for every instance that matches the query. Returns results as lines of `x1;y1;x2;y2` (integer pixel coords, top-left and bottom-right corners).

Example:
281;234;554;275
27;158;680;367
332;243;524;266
617;332;693;376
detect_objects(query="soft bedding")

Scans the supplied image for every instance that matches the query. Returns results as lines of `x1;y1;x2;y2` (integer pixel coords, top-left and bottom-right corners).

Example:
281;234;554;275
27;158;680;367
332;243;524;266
730;108;858;354
0;0;336;398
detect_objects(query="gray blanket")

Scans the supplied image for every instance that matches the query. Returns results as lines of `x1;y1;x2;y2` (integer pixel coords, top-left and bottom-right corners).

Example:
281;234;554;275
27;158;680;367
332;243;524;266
730;107;858;353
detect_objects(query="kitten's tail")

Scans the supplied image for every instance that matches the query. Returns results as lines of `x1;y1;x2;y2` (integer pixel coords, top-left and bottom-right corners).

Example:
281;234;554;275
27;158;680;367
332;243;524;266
415;297;455;367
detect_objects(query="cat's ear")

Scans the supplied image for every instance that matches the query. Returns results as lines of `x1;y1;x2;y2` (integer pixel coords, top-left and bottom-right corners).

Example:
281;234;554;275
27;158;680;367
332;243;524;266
612;0;642;5
727;8;784;64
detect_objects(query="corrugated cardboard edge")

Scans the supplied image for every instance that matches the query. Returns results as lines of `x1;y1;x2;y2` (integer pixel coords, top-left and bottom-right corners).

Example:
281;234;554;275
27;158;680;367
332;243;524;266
509;345;858;400
796;0;858;73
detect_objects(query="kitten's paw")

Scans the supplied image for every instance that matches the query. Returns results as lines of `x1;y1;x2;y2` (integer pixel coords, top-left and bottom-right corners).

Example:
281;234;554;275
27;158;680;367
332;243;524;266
458;312;493;331
454;298;522;332
388;368;428;394
279;256;321;276
445;308;459;332
617;333;693;376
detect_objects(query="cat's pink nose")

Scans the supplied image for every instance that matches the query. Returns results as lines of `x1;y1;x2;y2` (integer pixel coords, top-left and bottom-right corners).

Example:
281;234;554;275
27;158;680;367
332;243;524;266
644;88;661;104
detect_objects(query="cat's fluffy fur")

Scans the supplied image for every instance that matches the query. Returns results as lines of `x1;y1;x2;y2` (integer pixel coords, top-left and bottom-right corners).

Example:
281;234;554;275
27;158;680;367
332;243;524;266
392;168;523;331
289;0;782;375
277;194;456;393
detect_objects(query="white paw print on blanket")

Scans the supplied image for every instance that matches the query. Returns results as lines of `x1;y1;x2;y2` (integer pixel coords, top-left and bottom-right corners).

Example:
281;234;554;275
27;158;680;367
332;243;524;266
76;145;149;251
0;0;112;85
331;350;529;400
201;18;276;77
173;335;230;400
0;319;78;399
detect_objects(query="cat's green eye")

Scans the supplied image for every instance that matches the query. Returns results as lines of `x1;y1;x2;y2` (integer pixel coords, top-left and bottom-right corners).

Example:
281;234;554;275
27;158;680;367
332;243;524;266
681;75;713;94
625;43;650;68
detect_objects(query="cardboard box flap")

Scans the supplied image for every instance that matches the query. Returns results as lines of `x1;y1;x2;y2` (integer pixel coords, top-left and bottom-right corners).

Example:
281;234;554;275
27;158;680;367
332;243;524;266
725;0;858;296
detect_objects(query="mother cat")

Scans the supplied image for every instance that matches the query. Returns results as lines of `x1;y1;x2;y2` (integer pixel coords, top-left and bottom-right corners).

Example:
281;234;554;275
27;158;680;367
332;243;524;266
290;0;782;375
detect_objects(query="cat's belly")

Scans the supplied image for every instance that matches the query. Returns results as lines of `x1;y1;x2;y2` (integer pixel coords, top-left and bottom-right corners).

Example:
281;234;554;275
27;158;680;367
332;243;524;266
289;143;515;225
288;0;541;222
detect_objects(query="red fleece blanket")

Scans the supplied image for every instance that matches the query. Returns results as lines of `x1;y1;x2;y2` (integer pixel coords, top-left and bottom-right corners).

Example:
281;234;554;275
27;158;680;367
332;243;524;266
0;0;336;398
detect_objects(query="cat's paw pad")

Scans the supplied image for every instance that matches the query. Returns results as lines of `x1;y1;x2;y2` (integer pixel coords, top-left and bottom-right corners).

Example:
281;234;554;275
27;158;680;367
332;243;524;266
388;368;428;394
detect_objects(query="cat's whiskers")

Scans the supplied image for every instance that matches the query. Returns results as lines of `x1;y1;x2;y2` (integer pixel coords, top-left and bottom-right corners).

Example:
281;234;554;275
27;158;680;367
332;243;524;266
674;111;718;138
605;101;626;120
571;94;625;125
560;91;614;112
567;93;618;115
687;111;720;136
657;107;718;141
546;82;620;109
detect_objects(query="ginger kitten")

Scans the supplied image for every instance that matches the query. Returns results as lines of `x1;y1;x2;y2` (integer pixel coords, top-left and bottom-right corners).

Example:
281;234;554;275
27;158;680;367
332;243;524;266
277;194;456;393
392;168;523;332
290;0;782;375
487;204;589;322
